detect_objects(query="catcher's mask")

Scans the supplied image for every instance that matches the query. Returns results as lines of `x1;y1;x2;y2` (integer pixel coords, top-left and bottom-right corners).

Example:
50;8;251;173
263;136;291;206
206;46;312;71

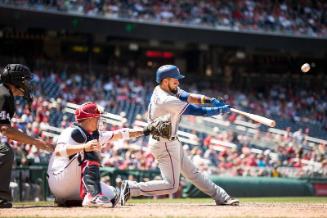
0;64;34;104
75;102;103;123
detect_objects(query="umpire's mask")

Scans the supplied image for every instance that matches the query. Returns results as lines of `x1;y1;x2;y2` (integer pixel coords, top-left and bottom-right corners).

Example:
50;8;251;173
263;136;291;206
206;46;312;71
0;64;34;105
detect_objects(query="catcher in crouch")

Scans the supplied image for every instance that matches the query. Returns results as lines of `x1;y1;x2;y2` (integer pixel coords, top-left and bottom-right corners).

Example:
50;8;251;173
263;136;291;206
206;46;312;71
47;102;171;207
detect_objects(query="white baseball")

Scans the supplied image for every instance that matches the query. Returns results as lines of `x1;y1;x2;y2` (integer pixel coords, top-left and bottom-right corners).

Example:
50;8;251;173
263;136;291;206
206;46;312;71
301;63;310;73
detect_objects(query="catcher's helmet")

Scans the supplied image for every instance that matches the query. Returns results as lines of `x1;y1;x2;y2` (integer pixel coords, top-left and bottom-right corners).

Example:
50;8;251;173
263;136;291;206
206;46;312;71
155;65;185;83
75;102;102;122
0;64;33;104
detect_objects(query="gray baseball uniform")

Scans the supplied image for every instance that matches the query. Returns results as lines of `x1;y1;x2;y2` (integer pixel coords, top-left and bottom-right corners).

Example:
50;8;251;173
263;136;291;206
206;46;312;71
127;86;231;203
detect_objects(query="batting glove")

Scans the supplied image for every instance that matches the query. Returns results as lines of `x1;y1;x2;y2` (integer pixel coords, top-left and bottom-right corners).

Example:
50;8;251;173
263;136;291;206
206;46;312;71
211;98;225;107
219;105;231;114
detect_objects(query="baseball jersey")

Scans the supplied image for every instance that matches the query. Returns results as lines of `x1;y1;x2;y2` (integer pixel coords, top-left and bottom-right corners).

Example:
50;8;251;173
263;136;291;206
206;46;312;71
48;127;114;174
0;84;15;125
148;86;188;136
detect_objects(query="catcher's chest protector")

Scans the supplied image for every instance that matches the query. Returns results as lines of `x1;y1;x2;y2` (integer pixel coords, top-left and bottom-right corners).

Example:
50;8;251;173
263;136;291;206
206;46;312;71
71;125;101;162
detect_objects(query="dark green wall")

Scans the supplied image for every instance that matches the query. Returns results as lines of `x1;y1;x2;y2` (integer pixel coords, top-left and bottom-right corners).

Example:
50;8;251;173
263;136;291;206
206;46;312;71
183;176;314;197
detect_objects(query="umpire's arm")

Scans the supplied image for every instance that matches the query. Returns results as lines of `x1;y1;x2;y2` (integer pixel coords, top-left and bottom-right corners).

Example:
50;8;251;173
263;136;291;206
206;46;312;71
0;124;53;151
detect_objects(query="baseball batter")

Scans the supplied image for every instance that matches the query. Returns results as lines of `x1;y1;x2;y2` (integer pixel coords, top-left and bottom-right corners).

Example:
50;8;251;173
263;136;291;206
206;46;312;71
48;102;170;207
120;65;239;206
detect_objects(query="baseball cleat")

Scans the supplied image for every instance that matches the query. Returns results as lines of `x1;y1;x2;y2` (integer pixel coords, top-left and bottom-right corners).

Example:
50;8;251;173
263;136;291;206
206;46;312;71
111;188;121;208
0;200;12;208
216;197;240;206
120;180;130;206
82;193;112;207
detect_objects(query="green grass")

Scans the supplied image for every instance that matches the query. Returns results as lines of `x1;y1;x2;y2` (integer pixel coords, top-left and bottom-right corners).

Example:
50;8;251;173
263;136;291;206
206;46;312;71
13;196;327;207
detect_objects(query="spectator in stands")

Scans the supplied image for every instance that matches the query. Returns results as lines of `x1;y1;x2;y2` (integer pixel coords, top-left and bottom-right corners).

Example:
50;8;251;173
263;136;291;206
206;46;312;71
204;144;219;167
271;166;281;177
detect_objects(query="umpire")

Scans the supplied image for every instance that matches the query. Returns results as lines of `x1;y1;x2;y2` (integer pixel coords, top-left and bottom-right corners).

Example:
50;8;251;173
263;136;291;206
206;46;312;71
0;64;53;208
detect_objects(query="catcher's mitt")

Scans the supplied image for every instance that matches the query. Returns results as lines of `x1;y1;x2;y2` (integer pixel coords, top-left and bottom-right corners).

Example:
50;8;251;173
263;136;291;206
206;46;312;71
143;115;172;139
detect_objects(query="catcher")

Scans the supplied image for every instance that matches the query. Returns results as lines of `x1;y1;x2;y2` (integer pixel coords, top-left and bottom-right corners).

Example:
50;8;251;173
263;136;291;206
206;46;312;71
47;102;171;207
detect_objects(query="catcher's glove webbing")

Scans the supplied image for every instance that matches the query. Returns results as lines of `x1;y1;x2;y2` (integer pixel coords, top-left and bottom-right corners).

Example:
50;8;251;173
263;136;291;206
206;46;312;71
143;115;172;139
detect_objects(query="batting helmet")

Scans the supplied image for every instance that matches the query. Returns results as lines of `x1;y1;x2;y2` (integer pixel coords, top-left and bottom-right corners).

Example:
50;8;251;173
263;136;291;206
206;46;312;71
155;65;185;83
75;102;101;122
0;64;33;104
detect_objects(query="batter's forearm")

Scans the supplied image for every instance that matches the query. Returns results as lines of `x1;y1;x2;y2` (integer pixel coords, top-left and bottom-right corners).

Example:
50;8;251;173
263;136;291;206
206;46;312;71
177;89;212;104
183;104;230;116
187;94;212;104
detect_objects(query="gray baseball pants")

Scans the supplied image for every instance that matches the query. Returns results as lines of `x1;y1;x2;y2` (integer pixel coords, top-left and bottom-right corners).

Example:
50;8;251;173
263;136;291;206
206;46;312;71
128;139;230;203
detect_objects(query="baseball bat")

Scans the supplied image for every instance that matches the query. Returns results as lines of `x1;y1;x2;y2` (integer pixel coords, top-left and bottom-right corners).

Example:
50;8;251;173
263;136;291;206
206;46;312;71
230;108;276;127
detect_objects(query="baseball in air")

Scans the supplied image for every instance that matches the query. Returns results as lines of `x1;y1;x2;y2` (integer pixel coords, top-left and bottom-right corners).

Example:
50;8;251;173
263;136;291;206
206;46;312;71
301;63;310;73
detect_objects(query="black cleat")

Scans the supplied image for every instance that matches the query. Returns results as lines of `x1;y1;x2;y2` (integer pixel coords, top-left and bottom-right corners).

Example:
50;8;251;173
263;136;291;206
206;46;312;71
0;200;12;208
120;180;130;206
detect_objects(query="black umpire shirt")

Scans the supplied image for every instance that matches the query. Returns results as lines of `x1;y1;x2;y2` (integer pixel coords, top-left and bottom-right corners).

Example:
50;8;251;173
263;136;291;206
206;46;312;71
0;83;15;125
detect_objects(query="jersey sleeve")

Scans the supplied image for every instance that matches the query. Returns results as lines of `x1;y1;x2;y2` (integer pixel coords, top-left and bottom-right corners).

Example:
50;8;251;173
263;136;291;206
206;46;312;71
175;88;190;102
56;128;80;146
163;95;189;116
0;95;12;125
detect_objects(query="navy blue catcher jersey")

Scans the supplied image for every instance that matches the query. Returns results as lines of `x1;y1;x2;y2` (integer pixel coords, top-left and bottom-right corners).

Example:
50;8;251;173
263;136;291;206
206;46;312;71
0;83;16;125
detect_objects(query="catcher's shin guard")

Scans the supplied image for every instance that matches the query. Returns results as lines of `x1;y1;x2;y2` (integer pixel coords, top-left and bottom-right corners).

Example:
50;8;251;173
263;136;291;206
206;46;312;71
80;160;102;198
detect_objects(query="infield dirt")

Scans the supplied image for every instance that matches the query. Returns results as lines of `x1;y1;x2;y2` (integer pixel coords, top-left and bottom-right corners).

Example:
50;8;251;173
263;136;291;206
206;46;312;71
1;202;326;218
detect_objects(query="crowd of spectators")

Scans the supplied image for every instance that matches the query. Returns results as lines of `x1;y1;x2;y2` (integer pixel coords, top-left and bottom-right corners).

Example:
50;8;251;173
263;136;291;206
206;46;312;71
1;0;327;37
0;63;324;180
189;127;326;178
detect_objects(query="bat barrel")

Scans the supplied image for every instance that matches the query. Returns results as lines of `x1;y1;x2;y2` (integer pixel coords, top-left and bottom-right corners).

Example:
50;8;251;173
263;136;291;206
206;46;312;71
230;108;276;127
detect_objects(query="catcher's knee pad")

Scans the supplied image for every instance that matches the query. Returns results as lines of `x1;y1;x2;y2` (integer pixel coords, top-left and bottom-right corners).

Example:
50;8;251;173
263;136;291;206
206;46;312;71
80;160;101;198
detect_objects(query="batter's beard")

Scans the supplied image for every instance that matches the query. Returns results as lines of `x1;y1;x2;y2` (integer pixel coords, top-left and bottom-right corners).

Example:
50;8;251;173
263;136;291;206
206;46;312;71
168;84;178;94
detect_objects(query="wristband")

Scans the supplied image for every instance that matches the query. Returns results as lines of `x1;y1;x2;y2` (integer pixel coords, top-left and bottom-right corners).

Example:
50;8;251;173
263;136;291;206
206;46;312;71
201;95;206;104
